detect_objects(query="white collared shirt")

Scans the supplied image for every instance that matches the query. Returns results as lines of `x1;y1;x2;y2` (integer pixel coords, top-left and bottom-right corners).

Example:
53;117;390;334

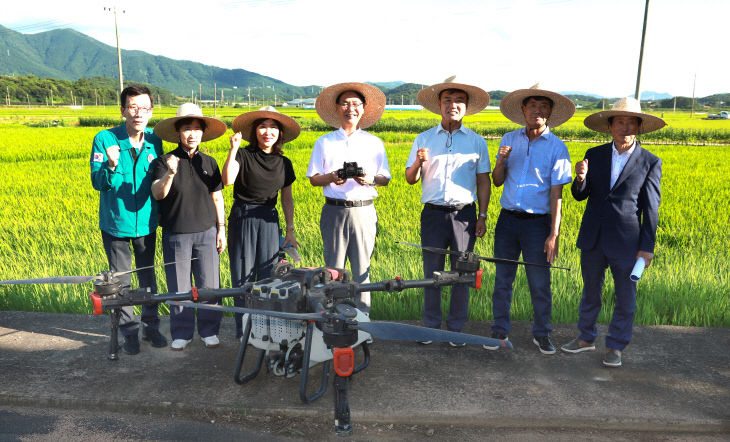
406;123;491;205
306;127;391;200
611;141;636;188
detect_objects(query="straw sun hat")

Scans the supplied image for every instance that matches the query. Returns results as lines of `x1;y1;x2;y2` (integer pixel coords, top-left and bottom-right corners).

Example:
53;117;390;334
154;103;227;143
232;106;301;144
584;97;666;134
417;76;490;116
500;83;576;128
315;82;386;129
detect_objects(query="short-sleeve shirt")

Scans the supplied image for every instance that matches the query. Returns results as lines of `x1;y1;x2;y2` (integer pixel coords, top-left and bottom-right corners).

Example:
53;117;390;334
497;126;572;214
306;128;391;200
233;145;295;206
152;146;223;233
406;123;491;205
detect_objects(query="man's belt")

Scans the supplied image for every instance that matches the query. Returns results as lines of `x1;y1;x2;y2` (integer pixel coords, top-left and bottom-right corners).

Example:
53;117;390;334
325;198;373;207
502;208;548;219
424;202;474;212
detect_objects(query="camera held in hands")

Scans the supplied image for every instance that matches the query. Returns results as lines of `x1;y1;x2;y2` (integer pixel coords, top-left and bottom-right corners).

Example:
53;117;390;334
336;162;364;180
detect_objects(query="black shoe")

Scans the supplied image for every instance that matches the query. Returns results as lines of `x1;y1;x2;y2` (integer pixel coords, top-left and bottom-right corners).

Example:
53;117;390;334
603;349;622;367
533;336;556;355
483;332;509;350
122;335;140;355
142;329;168;348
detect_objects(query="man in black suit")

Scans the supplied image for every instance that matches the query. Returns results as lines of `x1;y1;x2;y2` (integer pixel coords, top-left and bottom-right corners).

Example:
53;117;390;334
561;97;665;367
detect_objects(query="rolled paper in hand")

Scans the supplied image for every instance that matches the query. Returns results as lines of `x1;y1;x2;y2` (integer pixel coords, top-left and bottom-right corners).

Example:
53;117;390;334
630;257;646;282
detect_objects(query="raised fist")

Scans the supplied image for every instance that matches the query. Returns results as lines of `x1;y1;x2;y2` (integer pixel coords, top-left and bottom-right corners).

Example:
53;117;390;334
106;145;120;168
575;159;588;182
166;155;179;175
498;145;512;162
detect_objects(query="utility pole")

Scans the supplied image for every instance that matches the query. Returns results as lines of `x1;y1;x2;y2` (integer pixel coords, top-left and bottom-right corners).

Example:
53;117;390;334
199;84;202;107
690;74;696;119
214;82;217;116
634;0;650;100
104;6;125;94
50;88;54;106
248;87;251;112
673;96;676;113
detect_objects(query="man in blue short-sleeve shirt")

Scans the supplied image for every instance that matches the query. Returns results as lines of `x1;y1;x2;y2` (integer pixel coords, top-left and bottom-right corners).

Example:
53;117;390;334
406;78;491;342
486;84;575;355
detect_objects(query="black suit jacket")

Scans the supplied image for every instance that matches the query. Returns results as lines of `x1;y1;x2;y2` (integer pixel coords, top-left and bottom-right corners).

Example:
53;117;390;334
571;141;662;263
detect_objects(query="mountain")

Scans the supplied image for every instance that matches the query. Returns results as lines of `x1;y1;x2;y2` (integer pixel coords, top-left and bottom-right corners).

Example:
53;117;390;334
561;91;604;98
0;24;319;100
640;91;673;100
368;81;406;91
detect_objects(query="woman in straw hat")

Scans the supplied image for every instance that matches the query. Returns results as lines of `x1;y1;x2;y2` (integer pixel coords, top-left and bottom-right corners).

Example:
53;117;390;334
223;106;301;339
561;97;665;368
306;82;391;314
151;103;228;351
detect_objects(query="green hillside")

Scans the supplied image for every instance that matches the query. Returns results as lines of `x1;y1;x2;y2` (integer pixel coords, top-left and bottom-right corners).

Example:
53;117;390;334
0;24;318;100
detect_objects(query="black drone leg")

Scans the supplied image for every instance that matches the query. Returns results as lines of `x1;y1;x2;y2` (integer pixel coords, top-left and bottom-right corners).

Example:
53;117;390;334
352;341;370;375
333;374;353;436
233;315;264;384
300;321;329;403
108;308;120;361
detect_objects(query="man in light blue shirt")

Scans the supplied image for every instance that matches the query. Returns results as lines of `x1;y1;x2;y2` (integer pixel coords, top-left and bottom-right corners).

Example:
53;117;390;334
486;85;574;355
406;78;491;343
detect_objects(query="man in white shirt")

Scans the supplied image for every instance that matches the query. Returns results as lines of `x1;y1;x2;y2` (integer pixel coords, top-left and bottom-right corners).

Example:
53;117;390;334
405;78;491;342
307;82;391;314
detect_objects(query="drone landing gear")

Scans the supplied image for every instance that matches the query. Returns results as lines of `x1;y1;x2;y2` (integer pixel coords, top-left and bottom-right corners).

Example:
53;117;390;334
334;374;352;436
233;315;265;384
108;308;121;361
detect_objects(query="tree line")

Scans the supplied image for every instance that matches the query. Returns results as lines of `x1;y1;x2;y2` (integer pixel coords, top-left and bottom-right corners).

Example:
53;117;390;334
0;75;177;106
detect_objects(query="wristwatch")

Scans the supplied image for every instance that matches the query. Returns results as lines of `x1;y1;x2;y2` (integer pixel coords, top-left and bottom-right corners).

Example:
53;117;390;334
478;213;487;219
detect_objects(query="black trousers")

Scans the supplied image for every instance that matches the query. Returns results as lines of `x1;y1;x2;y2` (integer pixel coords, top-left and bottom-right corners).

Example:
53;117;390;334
101;230;160;336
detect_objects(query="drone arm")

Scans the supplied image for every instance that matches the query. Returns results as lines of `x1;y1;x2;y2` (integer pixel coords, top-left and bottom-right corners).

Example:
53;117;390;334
92;287;247;313
358;272;480;293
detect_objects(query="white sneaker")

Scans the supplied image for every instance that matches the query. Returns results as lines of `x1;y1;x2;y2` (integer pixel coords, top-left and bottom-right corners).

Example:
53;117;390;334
201;335;220;348
170;339;192;351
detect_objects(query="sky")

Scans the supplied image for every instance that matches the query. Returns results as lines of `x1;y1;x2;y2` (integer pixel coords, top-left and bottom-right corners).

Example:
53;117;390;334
3;0;728;98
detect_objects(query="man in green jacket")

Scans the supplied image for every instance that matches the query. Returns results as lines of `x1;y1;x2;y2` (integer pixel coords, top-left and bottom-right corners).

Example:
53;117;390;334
90;85;165;355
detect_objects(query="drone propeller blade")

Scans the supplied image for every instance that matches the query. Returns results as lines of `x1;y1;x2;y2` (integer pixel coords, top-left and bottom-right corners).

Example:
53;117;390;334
165;300;324;321
397;241;569;270
355;321;513;349
0;275;101;285
396;241;461;257
112;258;198;278
471;254;571;271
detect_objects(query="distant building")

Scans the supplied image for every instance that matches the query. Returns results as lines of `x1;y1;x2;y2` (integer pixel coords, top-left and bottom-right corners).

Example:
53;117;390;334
283;98;316;109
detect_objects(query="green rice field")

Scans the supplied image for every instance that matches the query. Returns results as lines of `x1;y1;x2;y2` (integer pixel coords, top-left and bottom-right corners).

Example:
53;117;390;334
0;107;728;327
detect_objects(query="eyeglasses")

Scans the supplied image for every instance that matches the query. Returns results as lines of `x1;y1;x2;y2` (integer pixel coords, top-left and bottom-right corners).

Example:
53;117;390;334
339;102;364;109
126;105;153;114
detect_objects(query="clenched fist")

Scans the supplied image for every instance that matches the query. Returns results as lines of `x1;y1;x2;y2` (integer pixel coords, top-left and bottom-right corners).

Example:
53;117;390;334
106;145;120;168
575;159;588;182
497;145;512;163
166;155;179;175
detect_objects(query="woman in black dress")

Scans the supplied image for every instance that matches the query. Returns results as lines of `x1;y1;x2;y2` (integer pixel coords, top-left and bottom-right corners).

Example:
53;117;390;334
223;106;301;338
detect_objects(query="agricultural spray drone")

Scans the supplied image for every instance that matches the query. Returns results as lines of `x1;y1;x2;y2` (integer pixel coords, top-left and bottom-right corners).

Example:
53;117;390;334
0;243;568;436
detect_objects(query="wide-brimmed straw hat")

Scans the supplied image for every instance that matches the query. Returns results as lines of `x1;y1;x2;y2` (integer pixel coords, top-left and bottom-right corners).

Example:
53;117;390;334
584;97;666;134
154;103;228;143
500;83;576;128
232;106;301;144
315;82;386;129
417;76;490;116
